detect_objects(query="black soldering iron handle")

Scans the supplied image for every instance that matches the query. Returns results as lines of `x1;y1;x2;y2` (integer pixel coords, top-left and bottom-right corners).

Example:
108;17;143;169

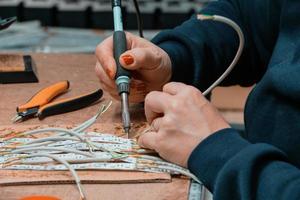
113;31;131;81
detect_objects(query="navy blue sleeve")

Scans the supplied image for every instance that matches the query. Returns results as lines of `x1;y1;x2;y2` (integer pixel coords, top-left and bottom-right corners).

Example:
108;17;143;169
150;1;300;199
152;0;280;91
188;128;300;199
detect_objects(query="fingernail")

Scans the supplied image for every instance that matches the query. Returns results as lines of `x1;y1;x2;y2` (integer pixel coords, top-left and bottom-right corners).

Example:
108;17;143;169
122;55;134;65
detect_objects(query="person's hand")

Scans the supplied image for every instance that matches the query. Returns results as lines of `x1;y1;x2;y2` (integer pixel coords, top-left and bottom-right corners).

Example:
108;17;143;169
95;32;172;103
138;82;230;167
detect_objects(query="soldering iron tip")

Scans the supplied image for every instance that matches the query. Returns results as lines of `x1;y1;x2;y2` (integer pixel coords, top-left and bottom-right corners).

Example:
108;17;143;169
124;127;130;138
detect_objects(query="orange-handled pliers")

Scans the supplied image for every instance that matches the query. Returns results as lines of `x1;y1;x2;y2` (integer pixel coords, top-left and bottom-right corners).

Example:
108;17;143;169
12;81;103;123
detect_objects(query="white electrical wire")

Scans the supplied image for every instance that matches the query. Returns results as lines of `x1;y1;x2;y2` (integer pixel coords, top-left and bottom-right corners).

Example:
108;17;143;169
24;153;86;200
71;101;112;134
197;14;245;96
7;156;125;166
19;128;99;153
26;136;80;145
22;128;88;143
11;147;93;158
157;165;200;183
9;101;114;151
1;99;205;199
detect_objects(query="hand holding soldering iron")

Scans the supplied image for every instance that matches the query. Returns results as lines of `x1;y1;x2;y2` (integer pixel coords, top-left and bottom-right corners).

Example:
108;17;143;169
95;32;172;103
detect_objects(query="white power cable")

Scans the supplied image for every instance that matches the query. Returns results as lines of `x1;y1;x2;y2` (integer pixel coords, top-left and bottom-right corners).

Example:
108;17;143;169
197;14;245;96
25;153;86;200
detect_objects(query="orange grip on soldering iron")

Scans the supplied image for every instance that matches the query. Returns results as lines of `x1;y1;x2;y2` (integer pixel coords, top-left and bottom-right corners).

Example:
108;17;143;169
17;81;70;113
37;89;103;119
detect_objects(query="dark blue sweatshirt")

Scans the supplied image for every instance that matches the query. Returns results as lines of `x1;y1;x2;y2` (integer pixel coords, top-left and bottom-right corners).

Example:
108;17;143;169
152;0;300;199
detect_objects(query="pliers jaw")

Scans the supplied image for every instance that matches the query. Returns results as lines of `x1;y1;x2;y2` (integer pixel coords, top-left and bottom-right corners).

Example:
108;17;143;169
12;107;39;123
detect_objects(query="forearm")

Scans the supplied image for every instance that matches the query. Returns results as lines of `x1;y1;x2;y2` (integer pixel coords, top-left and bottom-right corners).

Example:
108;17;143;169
188;129;300;200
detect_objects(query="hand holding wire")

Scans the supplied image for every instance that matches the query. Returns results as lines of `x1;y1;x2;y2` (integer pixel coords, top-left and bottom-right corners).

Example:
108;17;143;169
138;14;245;167
139;82;230;167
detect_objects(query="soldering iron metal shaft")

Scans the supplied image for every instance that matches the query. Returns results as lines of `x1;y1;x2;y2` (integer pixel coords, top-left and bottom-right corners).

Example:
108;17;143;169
121;92;130;134
112;0;131;137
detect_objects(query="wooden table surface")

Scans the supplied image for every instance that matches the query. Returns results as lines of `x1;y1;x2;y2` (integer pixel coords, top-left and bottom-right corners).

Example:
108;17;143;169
0;54;191;200
0;53;250;200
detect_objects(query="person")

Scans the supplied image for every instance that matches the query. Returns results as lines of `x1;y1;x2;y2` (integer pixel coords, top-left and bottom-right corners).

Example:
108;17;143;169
95;0;300;199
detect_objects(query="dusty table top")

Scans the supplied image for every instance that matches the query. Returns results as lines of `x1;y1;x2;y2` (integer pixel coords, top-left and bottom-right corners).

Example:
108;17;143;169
0;53;190;200
0;53;146;126
0;53;250;200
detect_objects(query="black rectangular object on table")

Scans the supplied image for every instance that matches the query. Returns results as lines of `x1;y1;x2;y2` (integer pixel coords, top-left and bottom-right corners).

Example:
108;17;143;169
0;55;38;84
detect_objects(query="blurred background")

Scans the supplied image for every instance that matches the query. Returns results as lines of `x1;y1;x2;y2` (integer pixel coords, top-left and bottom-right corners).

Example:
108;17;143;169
0;0;213;53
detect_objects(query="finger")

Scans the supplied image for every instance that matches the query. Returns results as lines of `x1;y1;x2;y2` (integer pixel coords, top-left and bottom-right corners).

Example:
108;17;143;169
144;91;171;123
95;62;116;90
151;117;163;131
95;37;117;79
138;131;158;150
109;93;121;101
119;47;162;70
163;82;188;95
102;85;120;101
101;83;118;96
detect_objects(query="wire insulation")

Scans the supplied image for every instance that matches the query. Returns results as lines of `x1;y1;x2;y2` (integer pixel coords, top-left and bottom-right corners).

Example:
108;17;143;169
197;14;245;96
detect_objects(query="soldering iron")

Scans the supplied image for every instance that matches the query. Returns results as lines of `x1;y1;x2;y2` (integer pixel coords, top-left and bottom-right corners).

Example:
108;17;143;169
110;0;244;139
112;0;131;137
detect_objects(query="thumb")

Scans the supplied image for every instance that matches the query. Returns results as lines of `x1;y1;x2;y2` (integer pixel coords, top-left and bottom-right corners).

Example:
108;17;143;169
119;47;163;71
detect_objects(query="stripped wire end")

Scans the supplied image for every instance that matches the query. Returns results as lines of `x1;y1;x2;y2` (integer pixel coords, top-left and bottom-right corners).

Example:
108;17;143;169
197;14;214;21
96;100;113;119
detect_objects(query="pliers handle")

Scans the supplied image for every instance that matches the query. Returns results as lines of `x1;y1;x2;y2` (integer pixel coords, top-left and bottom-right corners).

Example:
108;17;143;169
13;81;103;122
17;81;70;113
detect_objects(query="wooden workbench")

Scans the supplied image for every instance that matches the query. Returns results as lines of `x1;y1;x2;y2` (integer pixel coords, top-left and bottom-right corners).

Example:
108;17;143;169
0;54;192;200
0;54;250;200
